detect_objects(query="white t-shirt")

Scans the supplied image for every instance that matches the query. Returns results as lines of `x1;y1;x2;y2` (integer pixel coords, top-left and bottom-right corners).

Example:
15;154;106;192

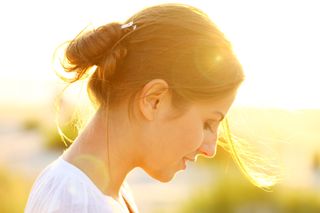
25;156;139;213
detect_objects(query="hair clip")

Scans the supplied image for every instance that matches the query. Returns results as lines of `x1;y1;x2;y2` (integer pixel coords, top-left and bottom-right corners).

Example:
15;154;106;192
120;21;137;30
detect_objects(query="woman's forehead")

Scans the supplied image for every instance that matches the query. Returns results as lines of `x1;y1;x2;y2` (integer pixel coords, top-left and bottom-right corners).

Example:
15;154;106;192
193;93;236;115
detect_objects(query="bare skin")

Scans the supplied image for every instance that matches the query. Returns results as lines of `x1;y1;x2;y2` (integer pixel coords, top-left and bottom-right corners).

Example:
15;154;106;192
62;105;139;202
61;79;236;211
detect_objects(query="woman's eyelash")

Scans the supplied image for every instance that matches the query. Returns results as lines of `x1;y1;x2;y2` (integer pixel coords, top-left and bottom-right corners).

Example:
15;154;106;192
204;120;220;131
204;121;214;131
204;123;211;131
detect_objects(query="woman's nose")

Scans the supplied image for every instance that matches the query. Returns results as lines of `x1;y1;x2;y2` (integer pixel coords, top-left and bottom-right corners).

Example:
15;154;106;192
198;130;218;158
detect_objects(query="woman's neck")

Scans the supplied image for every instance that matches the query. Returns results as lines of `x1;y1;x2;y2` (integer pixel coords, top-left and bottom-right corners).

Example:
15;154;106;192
61;107;138;200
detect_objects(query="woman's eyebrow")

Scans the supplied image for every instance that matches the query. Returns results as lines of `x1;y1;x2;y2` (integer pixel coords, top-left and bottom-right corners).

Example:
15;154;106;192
211;111;225;121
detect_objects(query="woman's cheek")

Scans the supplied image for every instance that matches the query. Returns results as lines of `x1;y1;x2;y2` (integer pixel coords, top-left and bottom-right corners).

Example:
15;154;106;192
187;127;204;151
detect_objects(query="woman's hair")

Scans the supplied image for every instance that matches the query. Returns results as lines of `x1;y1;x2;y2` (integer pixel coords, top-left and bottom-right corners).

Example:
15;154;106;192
54;3;280;190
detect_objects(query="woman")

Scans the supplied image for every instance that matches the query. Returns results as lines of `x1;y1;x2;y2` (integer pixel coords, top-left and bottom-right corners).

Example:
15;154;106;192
26;3;249;213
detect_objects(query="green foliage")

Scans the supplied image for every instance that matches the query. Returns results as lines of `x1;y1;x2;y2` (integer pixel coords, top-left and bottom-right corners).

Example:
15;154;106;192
42;121;77;150
21;116;77;150
178;168;320;213
0;167;32;213
21;118;40;131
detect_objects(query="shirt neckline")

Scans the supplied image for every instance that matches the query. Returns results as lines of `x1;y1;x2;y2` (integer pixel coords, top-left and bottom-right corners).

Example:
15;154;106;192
54;155;130;212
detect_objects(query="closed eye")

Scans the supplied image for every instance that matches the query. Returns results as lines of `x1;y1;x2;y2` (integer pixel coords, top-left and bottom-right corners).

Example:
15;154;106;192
204;122;211;131
204;120;219;132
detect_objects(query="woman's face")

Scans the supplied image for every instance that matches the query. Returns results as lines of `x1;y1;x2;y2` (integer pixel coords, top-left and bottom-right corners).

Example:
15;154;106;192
140;90;236;182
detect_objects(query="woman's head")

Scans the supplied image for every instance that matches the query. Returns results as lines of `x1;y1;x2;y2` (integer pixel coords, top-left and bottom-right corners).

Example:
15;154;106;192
61;3;244;118
133;78;237;182
57;3;259;184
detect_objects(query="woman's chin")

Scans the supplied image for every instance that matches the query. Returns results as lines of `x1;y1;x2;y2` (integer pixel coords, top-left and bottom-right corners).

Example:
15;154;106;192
143;167;178;183
154;173;176;183
142;160;186;182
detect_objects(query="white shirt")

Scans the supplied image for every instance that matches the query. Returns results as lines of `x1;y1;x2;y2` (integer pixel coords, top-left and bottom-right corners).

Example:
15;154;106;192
25;156;139;213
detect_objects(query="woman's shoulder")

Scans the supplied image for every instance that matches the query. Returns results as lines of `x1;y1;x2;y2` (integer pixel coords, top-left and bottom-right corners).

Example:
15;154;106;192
25;156;121;213
27;156;92;195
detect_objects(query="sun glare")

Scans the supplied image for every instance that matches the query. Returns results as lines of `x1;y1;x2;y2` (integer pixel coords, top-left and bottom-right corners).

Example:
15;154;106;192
0;0;319;110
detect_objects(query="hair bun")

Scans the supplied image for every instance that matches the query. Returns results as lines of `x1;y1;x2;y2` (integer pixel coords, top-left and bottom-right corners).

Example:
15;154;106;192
62;22;126;82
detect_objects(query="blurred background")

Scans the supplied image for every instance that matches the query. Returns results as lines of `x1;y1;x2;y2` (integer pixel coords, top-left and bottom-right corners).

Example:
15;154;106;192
0;0;320;212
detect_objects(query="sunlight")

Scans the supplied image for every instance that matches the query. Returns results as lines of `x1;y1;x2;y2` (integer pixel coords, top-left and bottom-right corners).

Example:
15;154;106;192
1;2;320;212
0;0;319;110
202;0;320;110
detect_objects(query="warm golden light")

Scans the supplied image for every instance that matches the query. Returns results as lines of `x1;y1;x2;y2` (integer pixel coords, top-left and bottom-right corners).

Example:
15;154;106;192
0;0;319;110
1;2;320;212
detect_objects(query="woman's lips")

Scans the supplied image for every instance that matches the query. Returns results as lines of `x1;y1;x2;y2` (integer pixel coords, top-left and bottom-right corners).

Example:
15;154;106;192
182;157;196;169
183;157;195;162
182;159;186;169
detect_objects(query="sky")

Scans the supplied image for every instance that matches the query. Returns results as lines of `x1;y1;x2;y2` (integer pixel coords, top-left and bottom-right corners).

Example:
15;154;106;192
0;0;319;110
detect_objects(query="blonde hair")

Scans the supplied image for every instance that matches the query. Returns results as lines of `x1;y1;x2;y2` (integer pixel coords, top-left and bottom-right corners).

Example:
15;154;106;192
53;3;280;191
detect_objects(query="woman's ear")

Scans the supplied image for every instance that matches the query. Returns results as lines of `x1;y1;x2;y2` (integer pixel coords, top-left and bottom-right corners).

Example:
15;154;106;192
138;79;169;121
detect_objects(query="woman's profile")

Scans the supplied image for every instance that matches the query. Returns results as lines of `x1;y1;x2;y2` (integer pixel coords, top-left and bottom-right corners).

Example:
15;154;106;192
24;3;273;213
